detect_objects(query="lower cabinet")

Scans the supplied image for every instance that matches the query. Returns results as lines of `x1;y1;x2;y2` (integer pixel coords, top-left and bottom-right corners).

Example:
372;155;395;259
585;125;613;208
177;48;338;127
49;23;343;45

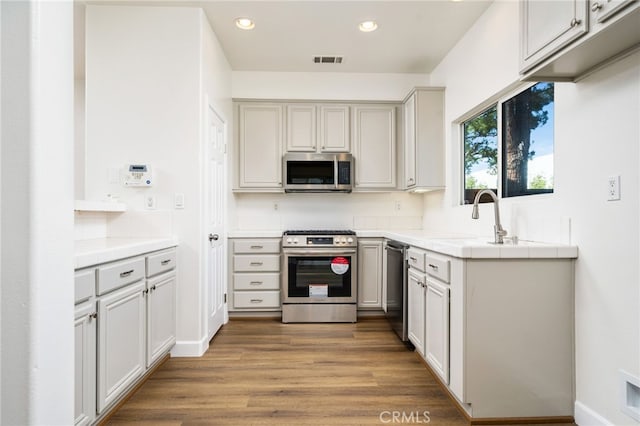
75;246;177;422
407;268;426;356
74;300;96;426
97;280;146;413
357;238;384;310
424;277;450;384
146;270;177;367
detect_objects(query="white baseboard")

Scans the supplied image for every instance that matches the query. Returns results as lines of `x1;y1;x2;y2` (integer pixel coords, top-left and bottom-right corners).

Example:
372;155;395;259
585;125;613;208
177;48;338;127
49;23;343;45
575;400;613;426
170;337;209;357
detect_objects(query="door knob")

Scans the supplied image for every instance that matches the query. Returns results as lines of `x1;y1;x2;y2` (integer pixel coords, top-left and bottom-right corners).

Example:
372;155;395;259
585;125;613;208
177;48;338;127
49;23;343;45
208;233;219;242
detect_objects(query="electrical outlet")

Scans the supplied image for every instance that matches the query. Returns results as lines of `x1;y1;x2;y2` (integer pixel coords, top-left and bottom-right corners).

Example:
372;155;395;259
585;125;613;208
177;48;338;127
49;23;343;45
145;195;157;210
395;201;401;211
174;193;184;209
608;175;621;201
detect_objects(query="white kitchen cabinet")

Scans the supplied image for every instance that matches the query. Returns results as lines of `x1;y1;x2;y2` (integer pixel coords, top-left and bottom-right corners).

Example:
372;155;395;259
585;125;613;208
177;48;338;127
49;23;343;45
352;105;397;190
286;104;317;152
146;271;176;367
145;249;177;367
236;103;284;190
407;268;426;356
520;0;640;80
520;0;588;72
74;267;97;426
425;277;449;385
318;105;350;152
402;88;445;191
229;238;281;312
97;280;146;413
357;238;384;309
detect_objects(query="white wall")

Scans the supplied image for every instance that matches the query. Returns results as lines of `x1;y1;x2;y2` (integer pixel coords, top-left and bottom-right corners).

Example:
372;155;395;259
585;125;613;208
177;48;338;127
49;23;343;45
428;1;640;424
1;0;75;423
230;71;429;231
85;5;232;354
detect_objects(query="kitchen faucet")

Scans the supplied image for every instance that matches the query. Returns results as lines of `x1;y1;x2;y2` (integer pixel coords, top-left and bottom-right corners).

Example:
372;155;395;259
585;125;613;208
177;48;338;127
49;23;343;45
471;189;507;244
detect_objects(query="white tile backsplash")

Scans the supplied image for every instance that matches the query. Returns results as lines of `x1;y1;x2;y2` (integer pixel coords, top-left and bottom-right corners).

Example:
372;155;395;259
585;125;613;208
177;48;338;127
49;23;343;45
74;211;108;240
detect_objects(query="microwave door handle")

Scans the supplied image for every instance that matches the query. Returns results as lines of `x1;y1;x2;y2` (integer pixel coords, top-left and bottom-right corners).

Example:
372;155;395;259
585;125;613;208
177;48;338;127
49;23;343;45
334;157;339;189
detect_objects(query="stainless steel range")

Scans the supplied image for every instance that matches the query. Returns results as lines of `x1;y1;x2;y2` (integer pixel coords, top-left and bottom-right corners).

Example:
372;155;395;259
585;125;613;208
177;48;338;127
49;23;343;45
281;230;357;323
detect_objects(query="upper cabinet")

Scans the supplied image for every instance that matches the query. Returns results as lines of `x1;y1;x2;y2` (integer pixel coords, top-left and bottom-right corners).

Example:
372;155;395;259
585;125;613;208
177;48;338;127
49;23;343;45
318;105;350;152
352;105;397;190
402;88;445;192
235;103;284;191
520;0;640;80
286;104;350;153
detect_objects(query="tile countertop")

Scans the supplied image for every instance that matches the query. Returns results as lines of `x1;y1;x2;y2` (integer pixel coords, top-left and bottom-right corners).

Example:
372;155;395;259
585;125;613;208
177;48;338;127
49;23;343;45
228;230;578;259
357;230;578;259
75;237;178;269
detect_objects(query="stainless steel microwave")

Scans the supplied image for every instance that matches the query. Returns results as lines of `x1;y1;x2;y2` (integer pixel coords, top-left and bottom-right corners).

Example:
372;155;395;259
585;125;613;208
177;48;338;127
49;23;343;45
283;153;353;193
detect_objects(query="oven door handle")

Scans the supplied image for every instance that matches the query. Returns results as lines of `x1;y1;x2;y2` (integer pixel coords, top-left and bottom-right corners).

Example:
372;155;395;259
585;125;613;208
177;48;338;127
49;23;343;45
283;249;357;256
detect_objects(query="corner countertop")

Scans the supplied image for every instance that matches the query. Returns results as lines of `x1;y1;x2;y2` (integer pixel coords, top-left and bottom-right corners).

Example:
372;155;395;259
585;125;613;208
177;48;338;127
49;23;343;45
75;237;178;269
228;229;578;259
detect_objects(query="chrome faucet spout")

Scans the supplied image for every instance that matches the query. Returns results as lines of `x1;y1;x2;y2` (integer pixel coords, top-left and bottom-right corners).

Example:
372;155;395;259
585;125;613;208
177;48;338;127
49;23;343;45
471;189;507;244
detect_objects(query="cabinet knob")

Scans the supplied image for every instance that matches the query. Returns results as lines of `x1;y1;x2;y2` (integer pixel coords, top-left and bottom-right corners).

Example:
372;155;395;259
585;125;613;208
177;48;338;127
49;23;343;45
89;312;97;320
208;233;219;242
591;2;602;11
570;17;582;27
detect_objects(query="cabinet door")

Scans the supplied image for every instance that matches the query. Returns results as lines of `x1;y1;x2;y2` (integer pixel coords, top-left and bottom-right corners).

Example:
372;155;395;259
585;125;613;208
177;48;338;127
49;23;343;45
97;281;146;413
591;0;636;23
74;302;96;426
357;239;384;309
147;272;176;367
352;105;396;189
286;104;317;152
425;278;450;384
520;0;588;72
403;94;416;189
319;105;350;152
407;268;425;355
237;104;283;189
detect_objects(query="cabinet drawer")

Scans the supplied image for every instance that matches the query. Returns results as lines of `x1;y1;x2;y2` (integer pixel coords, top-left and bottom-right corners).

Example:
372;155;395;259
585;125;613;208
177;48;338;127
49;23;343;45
233;291;281;308
75;268;96;304
146;249;176;277
233;255;280;272
234;273;280;290
425;254;450;283
407;248;426;272
233;239;281;254
96;257;145;295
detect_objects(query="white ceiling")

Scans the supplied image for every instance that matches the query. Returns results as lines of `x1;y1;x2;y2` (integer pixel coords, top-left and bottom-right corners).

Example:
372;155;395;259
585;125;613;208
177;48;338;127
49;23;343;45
77;1;493;75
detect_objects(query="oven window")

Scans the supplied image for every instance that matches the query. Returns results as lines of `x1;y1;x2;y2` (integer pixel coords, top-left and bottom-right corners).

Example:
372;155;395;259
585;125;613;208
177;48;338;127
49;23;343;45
287;256;352;297
286;161;335;185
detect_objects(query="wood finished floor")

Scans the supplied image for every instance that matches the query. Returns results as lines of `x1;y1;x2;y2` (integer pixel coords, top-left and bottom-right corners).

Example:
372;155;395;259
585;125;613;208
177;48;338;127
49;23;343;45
106;319;572;426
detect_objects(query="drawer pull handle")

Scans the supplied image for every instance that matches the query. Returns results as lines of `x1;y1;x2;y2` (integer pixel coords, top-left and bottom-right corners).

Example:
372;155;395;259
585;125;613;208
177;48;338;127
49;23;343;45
161;259;172;265
250;262;263;266
250;281;263;285
250;245;264;249
120;270;134;278
428;263;439;270
250;299;263;303
409;256;418;262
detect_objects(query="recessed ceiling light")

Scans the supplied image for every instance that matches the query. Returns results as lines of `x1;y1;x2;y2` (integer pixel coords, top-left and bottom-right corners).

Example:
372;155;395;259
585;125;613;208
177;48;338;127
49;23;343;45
235;17;255;30
358;20;378;32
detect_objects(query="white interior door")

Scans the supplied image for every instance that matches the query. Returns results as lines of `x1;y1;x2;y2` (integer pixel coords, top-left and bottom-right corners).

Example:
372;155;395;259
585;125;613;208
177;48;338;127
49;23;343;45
206;103;226;341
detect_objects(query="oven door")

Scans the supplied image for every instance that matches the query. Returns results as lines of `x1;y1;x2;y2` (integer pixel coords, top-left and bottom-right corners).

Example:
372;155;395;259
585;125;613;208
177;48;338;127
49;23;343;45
282;249;357;304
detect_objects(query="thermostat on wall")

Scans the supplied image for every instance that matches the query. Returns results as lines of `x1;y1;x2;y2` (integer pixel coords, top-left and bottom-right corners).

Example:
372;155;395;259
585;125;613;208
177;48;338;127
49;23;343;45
122;164;153;187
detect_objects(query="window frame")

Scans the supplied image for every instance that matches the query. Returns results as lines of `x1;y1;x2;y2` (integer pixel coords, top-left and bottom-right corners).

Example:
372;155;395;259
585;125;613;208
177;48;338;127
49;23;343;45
458;81;554;205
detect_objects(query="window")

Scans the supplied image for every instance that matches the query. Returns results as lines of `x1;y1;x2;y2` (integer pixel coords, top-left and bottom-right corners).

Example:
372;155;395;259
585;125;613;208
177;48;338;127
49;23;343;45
462;82;554;204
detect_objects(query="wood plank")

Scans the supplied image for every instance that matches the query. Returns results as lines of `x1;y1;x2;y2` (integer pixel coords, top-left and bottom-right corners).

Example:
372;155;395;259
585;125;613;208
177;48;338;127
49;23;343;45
107;318;571;425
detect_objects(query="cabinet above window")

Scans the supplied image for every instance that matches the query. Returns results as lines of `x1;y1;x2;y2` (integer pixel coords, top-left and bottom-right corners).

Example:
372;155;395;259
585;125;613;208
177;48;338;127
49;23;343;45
520;0;640;81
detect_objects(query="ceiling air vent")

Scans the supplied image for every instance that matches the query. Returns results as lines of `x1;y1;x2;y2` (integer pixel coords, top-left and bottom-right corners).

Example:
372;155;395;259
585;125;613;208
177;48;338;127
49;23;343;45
313;56;343;64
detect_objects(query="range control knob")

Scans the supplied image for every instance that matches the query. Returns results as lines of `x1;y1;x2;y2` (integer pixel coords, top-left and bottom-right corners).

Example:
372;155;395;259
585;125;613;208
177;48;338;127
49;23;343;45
286;238;292;244
347;237;354;243
293;238;299;244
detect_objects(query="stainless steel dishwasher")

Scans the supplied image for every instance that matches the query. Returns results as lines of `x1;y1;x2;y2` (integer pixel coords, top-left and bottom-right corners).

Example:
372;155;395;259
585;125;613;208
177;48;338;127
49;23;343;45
385;240;410;343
